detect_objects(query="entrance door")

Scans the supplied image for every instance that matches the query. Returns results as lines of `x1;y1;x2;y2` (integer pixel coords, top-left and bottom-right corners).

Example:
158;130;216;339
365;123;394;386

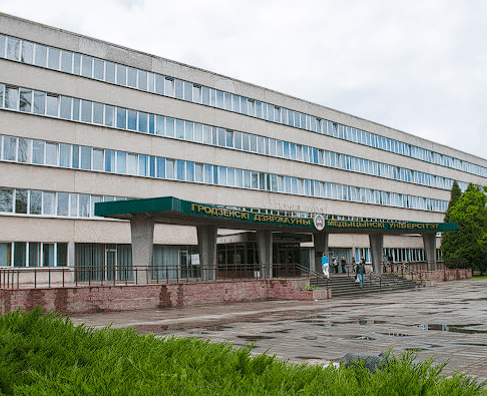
274;243;300;277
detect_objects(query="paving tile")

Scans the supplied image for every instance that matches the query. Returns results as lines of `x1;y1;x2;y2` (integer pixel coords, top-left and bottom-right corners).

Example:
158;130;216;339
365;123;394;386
70;278;487;382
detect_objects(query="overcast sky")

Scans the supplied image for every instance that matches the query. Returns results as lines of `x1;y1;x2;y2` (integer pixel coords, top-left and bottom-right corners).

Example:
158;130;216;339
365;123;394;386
2;0;486;159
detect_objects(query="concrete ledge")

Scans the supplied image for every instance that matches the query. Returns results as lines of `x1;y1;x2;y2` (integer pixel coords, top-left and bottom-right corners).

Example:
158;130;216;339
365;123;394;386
313;288;332;300
291;278;310;290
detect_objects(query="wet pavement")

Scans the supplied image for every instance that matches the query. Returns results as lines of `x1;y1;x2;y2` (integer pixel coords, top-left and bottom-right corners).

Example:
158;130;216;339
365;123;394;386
70;278;487;382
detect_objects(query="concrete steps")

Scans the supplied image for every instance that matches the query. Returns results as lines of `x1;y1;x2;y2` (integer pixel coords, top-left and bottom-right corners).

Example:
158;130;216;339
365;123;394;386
310;274;419;297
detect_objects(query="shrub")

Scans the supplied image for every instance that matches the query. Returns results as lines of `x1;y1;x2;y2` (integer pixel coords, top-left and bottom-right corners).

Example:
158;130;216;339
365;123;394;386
0;308;485;395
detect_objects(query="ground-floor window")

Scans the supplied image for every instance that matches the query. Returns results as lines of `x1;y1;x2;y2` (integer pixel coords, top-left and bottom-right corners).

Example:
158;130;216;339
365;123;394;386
0;242;67;267
75;243;199;281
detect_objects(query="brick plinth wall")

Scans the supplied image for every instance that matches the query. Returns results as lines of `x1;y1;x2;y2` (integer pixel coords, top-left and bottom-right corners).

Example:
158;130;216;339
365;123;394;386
0;279;317;314
414;268;472;282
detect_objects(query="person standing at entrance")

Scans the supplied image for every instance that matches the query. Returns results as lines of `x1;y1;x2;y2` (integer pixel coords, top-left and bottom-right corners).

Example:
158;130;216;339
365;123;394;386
357;257;366;288
321;253;330;279
340;256;346;274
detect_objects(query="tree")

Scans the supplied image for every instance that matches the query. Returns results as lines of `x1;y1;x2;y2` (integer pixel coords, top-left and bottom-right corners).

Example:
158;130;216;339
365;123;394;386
444;180;461;222
441;183;487;274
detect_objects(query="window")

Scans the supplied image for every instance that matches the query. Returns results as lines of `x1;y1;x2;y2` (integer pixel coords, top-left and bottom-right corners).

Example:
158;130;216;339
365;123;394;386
79;194;90;217
176;160;185;180
93;59;104;80
127;110;137;130
19;89;32;112
5;86;18;110
61;51;73;72
30;190;42;214
155;75;164;94
21;41;34;64
69;194;78;217
186;161;194;181
34;44;47;67
42;192;55;215
138;112;148;133
80;146;92;170
46;142;58;165
105;105;115;127
105;150;115;172
93;102;103;124
29;243;41;267
116;65;126;85
117;151;126;173
15;189;28;214
156;157;165;178
117;108;127;129
72;145;80;168
195;163;203;182
59;144;71;167
127;68;137;87
164;78;174;96
60;96;72;119
138;155;147;176
166;159;175;179
165;118;174;137
0;188;13;212
72;98;80;120
138;70;147;90
127;154;137;175
47;47;60;69
3;136;16;161
32;140;45;164
81;56;93;78
93;149;103;171
73;53;81;74
57;193;69;216
14;242;26;267
57;243;68;267
105;62;116;83
17;138;31;163
175;79;184;99
46;94;58;116
81;100;92;122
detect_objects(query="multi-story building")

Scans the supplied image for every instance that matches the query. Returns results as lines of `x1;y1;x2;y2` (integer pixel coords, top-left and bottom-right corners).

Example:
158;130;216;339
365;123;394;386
1;13;486;277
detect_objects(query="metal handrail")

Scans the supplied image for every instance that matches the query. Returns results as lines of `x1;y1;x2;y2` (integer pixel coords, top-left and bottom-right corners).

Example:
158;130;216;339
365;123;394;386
294;263;331;288
0;262;312;289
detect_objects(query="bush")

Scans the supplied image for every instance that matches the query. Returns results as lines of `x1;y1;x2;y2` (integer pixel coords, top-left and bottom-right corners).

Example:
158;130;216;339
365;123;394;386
0;308;485;395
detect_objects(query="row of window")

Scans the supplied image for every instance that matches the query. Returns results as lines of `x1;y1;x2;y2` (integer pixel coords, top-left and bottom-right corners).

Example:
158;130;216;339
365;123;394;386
1;33;485;178
0;242;67;267
0;187;126;217
0;83;468;192
0;134;449;213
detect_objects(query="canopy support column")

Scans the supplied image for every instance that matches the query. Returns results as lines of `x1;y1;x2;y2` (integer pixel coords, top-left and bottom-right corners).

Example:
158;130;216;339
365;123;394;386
369;233;384;273
256;230;273;278
423;232;437;271
197;225;217;281
130;214;154;284
314;232;329;275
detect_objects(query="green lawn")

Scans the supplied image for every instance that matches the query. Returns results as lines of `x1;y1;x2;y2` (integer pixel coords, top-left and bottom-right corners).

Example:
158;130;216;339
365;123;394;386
0;308;485;395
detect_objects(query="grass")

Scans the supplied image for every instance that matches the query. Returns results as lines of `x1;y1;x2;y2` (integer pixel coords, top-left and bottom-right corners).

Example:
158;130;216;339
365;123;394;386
0;307;485;395
473;274;487;279
301;286;320;290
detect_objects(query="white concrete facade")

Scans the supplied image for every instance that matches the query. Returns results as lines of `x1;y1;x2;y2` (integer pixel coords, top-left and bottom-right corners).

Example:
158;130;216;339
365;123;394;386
1;13;487;271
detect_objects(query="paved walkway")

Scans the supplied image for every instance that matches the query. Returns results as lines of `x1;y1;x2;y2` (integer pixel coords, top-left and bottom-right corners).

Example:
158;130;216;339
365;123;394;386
70;278;487;382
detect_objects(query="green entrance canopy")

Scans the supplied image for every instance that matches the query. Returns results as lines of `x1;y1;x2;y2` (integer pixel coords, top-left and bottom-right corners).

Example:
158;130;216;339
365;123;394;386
95;196;458;234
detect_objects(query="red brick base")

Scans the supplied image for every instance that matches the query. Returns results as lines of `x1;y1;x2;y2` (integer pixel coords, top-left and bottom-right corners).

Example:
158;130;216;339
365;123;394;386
414;268;472;282
0;279;315;315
